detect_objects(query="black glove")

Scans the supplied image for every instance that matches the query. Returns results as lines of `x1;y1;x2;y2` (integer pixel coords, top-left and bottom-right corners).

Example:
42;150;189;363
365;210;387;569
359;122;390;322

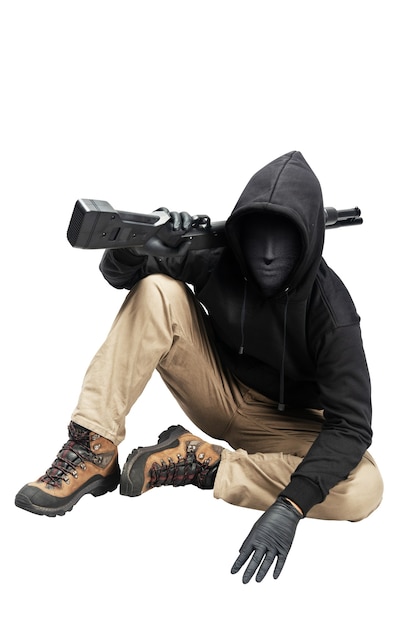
231;496;303;583
127;207;194;257
155;207;193;248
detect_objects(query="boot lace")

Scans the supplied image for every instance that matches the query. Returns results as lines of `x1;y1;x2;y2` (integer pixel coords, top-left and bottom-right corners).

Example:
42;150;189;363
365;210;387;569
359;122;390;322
149;441;213;489
40;423;100;487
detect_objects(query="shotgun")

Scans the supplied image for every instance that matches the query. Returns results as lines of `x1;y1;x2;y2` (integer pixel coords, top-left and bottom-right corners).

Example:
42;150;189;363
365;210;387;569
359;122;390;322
67;198;362;256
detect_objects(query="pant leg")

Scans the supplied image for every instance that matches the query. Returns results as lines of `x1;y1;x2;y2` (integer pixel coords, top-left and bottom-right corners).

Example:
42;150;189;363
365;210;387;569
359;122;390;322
72;274;383;521
214;448;383;521
71;274;242;445
211;383;383;521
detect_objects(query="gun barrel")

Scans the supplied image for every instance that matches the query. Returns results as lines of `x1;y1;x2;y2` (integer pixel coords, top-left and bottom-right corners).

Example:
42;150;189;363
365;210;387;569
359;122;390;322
324;206;362;228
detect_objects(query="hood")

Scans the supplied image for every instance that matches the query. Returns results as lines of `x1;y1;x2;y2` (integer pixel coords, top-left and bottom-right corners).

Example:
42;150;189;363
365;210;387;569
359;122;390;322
225;150;325;300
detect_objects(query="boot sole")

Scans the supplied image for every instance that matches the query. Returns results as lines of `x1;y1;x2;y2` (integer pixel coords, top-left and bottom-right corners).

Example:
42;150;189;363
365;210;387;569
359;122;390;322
15;468;121;517
120;425;188;497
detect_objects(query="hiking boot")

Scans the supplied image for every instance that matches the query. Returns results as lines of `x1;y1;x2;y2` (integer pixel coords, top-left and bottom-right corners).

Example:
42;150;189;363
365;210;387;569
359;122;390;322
15;421;120;517
120;424;223;497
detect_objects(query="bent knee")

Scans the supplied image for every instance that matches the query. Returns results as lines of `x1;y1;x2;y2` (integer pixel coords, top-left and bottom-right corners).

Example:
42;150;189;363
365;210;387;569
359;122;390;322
127;274;187;308
309;452;384;522
136;273;185;295
345;453;384;521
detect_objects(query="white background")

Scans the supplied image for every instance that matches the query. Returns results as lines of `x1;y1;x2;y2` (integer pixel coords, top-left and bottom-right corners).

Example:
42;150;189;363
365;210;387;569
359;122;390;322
1;1;416;623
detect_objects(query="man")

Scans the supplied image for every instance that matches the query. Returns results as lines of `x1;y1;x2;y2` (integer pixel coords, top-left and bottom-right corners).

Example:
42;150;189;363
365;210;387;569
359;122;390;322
15;151;383;583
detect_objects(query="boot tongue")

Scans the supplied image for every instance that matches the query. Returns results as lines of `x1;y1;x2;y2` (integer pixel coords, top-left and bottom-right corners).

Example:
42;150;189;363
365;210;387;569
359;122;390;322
68;421;91;444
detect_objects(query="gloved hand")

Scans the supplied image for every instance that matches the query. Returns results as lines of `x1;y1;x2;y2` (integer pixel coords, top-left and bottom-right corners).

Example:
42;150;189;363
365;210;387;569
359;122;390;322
231;496;303;583
155;207;194;248
127;207;194;257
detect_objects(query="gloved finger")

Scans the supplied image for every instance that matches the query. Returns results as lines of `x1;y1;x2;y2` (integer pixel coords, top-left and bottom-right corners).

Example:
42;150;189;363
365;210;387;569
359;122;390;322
255;551;276;583
273;553;287;580
179;211;193;230
230;544;254;574
170;211;182;230
241;549;266;584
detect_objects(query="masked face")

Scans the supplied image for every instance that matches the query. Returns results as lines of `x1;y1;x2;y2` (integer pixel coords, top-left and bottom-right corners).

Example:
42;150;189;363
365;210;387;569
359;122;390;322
240;214;301;297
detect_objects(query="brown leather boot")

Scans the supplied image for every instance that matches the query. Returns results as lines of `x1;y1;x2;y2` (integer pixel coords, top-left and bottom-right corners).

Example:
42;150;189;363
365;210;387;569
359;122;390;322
120;425;223;497
15;421;120;516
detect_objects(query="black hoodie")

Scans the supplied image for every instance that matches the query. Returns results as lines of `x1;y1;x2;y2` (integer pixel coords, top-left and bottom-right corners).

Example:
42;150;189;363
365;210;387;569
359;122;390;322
100;151;372;514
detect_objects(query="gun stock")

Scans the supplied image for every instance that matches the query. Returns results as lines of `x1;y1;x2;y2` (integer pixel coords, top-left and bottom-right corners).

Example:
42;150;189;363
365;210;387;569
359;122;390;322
67;199;362;253
67;199;226;253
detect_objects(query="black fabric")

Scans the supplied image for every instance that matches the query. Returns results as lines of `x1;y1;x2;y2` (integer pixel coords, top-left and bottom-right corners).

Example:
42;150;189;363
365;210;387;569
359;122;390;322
99;151;373;514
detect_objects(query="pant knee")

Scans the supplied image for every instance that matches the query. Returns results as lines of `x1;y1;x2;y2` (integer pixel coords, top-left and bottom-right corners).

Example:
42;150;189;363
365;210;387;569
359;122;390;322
349;458;384;521
131;273;185;300
123;274;188;319
143;273;185;291
308;453;384;521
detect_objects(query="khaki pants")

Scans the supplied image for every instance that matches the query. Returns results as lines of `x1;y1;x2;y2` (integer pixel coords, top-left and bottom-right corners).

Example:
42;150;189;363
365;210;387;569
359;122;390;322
72;274;383;521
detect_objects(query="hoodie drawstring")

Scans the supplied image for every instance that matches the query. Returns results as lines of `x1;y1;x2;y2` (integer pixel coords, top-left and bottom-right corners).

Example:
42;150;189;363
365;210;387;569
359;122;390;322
278;289;289;411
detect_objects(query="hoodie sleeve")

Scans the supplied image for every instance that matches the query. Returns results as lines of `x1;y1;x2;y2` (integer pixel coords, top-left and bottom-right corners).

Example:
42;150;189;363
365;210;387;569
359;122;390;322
281;318;373;515
99;246;223;290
